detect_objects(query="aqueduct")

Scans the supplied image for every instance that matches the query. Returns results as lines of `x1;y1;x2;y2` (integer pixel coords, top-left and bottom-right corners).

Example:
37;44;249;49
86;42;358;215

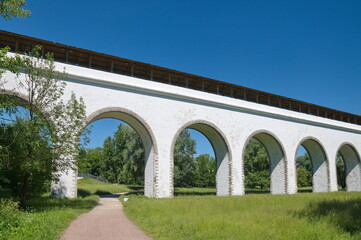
1;31;361;198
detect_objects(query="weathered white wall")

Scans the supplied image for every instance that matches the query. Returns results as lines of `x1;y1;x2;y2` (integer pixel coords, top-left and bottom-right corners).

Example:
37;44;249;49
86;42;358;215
3;56;361;198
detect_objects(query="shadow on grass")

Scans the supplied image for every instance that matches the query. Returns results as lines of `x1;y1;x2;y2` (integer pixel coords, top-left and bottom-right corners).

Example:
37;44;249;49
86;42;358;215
297;189;313;193
26;195;98;212
297;198;361;235
245;189;270;194
77;189;92;197
174;191;215;196
77;189;113;197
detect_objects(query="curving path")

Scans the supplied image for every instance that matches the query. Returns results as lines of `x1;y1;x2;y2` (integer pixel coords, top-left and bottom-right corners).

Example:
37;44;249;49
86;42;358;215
60;194;152;240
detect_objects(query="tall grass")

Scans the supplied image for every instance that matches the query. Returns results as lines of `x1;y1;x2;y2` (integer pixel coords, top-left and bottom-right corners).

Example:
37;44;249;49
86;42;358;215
123;191;361;240
0;195;98;240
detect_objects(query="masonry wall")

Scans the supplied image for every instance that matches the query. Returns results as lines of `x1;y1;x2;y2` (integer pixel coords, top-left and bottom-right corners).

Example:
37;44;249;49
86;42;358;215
3;58;361;198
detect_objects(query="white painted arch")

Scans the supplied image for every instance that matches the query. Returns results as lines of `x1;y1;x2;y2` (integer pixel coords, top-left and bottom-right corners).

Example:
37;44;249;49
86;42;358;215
295;137;330;193
336;142;361;191
243;130;287;194
170;120;232;196
85;107;159;198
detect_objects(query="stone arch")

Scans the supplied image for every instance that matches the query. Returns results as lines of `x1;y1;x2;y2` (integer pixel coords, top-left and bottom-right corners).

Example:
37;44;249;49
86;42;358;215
243;130;287;194
170;120;232;196
296;137;329;192
336;142;361;191
86;107;158;198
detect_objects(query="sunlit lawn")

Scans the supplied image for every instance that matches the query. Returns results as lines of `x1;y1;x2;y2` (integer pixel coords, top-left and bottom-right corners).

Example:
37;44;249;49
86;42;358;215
123;191;361;240
77;177;132;196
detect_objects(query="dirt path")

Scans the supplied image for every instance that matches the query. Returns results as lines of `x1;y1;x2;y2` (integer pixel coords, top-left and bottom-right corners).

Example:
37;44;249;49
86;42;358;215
60;194;152;240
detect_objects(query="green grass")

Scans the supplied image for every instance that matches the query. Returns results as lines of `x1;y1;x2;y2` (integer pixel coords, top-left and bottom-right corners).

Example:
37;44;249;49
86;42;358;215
0;195;99;240
77;177;132;196
123;191;361;240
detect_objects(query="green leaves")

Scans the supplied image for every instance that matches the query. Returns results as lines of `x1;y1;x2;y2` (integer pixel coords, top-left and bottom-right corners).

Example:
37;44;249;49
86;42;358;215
0;45;87;206
244;138;270;189
0;0;30;20
174;129;196;187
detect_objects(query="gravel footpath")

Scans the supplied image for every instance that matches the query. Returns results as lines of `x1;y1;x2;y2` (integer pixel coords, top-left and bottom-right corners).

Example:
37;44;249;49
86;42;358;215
60;194;152;240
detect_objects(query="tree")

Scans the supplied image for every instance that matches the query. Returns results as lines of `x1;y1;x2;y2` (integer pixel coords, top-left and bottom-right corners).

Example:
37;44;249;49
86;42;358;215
0;46;87;207
94;123;144;185
116;124;144;185
297;167;309;188
77;147;104;176
296;153;312;187
194;154;216;187
0;0;30;20
336;153;346;189
173;129;196;187
244;138;270;189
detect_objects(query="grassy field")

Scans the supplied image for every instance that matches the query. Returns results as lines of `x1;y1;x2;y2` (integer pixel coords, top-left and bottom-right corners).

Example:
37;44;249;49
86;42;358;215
0;195;98;240
123;191;361;240
77;177;132;196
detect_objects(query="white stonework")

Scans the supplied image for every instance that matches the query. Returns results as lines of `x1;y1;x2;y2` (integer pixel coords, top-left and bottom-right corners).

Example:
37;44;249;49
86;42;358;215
2;53;361;198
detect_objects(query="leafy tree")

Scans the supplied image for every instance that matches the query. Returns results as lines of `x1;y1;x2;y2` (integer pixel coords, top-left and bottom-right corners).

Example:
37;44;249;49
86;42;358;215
297;167;309;188
244;138;270;189
0;46;86;207
336;153;346;189
296;152;312;187
92;123;144;185
173;129;196;187
77;147;103;176
194;154;216;187
101;136;120;183
0;118;53;198
0;0;30;20
116;125;144;185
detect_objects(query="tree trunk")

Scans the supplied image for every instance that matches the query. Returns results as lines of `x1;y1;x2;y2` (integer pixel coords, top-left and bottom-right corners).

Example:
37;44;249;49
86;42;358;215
20;172;30;209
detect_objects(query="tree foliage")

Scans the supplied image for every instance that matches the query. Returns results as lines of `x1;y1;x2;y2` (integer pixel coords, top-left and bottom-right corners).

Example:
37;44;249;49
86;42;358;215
194;154;216;187
0;46;87;207
336;153;346;189
244;138;270;189
296;152;312;188
173;129;196;187
78;123;145;185
0;0;30;20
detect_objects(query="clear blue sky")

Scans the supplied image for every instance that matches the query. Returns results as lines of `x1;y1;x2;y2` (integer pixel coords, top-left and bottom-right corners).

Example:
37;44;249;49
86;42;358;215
2;1;360;156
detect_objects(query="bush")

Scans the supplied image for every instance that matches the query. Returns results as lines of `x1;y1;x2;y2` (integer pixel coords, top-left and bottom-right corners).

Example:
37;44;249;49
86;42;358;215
0;199;25;238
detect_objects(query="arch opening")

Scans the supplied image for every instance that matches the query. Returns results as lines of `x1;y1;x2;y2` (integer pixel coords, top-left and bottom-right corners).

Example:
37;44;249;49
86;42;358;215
172;122;230;196
296;139;329;193
337;144;361;192
84;109;157;198
243;132;286;194
173;128;216;196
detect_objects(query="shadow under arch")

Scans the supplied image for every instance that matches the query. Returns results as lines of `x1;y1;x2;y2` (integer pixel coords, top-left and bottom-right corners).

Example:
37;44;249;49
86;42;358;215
86;107;158;198
295;137;330;193
170;120;232;196
336;142;361;191
243;130;287;194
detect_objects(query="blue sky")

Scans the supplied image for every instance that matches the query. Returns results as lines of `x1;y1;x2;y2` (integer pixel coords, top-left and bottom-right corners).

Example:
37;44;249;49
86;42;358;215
2;0;360;156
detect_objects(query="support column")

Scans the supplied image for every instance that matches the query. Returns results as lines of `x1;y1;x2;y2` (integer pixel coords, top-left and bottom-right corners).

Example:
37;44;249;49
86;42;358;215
51;166;77;198
285;146;297;194
230;141;245;196
327;148;338;192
